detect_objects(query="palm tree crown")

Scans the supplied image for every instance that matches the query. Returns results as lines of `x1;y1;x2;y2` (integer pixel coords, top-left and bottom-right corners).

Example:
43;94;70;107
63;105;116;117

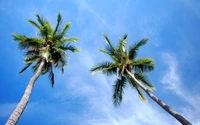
13;13;80;87
91;34;154;106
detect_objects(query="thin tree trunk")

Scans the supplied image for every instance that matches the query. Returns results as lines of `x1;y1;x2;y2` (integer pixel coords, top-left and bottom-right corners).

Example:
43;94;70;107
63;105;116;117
5;60;45;125
126;69;192;125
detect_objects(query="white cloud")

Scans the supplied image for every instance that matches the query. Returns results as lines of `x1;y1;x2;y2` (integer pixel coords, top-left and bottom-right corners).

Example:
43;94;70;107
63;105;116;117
1;52;192;125
52;51;179;125
161;52;200;125
161;53;181;94
75;0;111;32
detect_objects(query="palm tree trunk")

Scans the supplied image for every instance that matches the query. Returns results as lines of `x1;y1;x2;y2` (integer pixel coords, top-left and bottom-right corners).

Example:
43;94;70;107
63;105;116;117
5;60;45;125
126;69;192;125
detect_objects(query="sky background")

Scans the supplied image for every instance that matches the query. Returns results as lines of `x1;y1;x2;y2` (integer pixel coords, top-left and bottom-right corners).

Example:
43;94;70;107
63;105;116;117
0;0;200;125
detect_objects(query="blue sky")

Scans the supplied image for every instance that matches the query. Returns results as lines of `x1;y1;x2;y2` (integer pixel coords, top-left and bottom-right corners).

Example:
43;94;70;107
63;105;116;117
0;0;200;125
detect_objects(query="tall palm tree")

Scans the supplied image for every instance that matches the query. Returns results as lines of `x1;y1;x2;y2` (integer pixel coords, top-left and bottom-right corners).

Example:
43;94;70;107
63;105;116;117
6;13;80;125
90;34;192;125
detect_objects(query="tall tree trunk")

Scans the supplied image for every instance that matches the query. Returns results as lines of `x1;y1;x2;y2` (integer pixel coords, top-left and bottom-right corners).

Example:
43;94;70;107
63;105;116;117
126;69;192;125
5;60;45;125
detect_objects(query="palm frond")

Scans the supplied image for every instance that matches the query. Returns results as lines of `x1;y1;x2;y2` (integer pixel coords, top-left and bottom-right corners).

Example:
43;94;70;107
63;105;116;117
50;50;67;73
117;34;128;54
103;66;117;76
57;57;67;68
103;34;115;51
32;59;43;73
90;62;117;76
51;51;63;65
100;47;123;64
128;38;148;60
60;43;80;52
55;22;71;40
113;76;126;106
122;34;128;40
126;75;146;101
131;58;154;73
42;61;51;75
25;49;39;57
135;85;147;102
19;63;32;74
48;65;54;87
32;62;39;72
134;73;155;90
60;61;67;74
24;48;39;63
13;34;43;49
24;56;38;63
40;22;53;40
56;38;79;47
28;19;40;29
53;12;62;36
99;45;116;56
99;49;113;56
62;67;64;74
35;13;46;26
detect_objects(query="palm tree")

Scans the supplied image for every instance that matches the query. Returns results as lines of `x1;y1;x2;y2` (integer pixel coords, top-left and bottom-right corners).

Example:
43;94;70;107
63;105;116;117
6;13;80;125
90;34;192;125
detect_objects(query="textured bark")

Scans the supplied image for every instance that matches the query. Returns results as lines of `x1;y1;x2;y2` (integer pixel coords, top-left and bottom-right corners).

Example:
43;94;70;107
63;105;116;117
5;60;45;125
126;69;192;125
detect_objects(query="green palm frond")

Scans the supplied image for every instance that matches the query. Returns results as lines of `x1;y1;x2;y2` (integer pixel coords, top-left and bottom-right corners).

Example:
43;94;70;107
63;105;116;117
99;49;113;56
40;22;53;40
103;66;117;76
128;38;148;60
135;85;146;102
131;58;154;73
25;49;39;57
56;38;78;47
24;49;39;63
55;22;71;40
60;43;80;52
24;56;38;63
134;73;155;90
35;13;46;26
117;34;127;53
13;34;43;49
103;34;115;51
126;75;146;101
90;62;117;76
53;12;62;36
45;22;53;38
28;19;40;29
99;46;117;61
113;76;126;106
19;63;32;74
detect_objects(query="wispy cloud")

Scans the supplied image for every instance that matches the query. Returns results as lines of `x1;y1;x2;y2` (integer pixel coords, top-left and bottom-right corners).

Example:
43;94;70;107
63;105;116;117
161;52;200;125
161;53;181;94
51;51;179;125
75;0;111;32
